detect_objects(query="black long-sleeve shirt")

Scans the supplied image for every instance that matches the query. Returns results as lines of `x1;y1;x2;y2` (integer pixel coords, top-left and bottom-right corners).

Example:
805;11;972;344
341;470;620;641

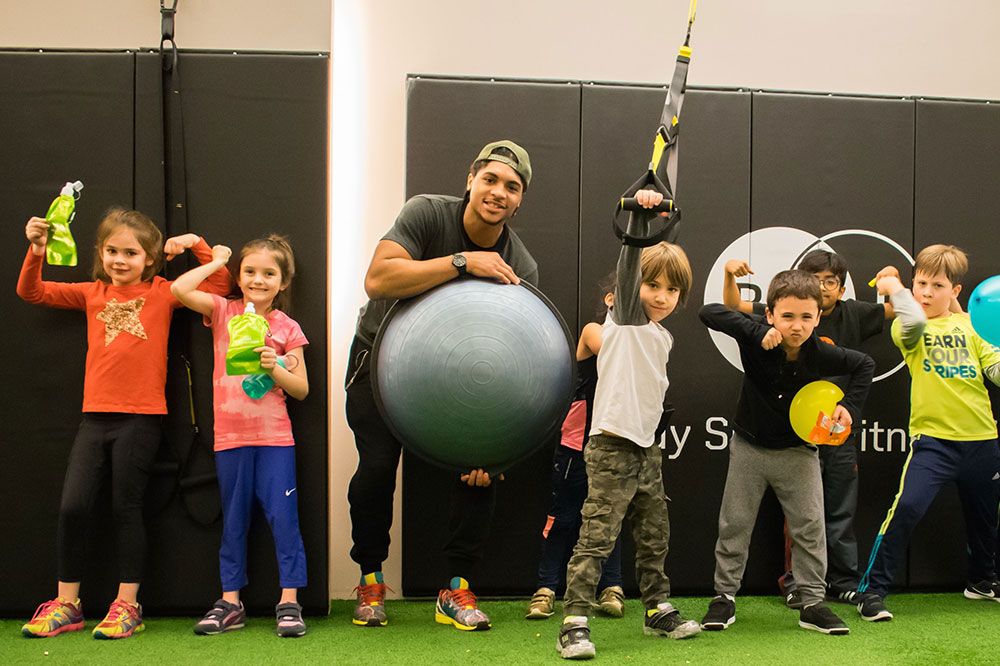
699;303;875;449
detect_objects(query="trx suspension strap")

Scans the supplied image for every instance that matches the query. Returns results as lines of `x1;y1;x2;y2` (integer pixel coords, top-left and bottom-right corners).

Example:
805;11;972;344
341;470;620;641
614;0;697;247
159;0;222;526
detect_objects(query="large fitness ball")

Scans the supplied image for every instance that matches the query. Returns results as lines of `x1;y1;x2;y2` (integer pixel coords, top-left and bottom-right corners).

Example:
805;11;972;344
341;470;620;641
372;278;575;472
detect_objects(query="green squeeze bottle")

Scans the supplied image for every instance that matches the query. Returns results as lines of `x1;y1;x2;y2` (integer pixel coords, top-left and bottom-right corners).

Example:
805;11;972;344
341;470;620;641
226;301;270;375
45;180;84;266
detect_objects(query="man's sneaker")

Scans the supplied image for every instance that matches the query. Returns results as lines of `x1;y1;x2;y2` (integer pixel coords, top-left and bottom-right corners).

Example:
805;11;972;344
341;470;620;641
964;580;1000;602
597;585;625;618
526;587;556;619
828;589;858;604
643;602;701;639
275;601;306;638
352;582;388;627
435;578;491;631
785;589;804;609
193;599;246;635
21;598;85;638
799;603;850;635
857;592;893;622
92;600;144;639
701;595;735;630
557;617;595;660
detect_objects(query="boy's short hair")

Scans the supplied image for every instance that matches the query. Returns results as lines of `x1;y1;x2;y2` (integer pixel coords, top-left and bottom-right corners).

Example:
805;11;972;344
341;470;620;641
640;241;692;305
914;244;968;286
798;249;848;286
767;269;822;311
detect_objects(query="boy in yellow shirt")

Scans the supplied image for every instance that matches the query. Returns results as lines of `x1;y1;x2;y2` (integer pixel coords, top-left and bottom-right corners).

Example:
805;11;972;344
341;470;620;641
857;244;1000;621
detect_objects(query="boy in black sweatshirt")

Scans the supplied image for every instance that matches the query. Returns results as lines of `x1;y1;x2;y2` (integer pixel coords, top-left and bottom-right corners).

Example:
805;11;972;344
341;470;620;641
699;269;875;635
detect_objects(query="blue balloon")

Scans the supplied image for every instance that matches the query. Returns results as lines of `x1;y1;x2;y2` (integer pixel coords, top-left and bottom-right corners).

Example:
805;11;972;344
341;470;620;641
969;276;1000;347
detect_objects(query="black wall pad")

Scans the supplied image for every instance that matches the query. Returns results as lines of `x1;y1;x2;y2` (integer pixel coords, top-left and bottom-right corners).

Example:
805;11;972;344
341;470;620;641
909;100;1000;590
402;77;581;595
751;92;917;591
0;50;328;616
0;51;138;616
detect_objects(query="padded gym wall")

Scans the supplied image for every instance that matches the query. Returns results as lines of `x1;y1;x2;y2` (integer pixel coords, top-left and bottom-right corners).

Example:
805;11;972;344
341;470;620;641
403;76;998;596
402;77;581;595
0;50;328;616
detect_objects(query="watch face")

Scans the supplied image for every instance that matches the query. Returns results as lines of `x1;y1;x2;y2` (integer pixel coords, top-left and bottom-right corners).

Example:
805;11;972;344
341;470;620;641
453;254;467;268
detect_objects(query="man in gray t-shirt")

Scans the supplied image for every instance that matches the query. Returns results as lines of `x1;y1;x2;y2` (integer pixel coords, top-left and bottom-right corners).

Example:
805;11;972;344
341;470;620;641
346;141;538;631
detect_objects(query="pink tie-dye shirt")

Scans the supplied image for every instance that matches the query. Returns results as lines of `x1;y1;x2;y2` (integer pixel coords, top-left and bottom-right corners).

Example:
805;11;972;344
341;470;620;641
206;295;309;451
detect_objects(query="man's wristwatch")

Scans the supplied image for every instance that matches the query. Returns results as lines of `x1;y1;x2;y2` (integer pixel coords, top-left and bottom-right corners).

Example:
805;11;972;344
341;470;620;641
452;253;467;276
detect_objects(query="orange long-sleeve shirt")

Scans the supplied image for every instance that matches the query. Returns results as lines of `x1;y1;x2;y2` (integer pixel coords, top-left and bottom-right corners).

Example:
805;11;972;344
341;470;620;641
17;239;230;414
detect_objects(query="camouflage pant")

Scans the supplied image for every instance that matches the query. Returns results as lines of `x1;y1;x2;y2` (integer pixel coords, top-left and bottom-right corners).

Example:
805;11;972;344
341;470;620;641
564;434;671;616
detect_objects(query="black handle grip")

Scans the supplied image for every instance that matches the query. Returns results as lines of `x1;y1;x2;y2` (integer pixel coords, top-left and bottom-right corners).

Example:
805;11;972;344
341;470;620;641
620;197;674;213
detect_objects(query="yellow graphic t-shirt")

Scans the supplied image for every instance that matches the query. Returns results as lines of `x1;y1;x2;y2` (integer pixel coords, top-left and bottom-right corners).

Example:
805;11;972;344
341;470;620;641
892;313;1000;440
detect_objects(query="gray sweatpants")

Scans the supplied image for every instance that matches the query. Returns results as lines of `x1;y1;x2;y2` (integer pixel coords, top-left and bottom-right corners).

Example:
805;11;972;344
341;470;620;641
714;434;827;606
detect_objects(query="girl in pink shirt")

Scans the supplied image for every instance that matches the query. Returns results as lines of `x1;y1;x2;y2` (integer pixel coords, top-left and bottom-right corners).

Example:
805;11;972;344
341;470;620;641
170;235;310;638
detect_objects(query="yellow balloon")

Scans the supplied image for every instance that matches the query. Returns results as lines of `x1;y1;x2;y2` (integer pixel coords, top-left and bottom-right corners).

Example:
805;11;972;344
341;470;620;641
789;380;844;444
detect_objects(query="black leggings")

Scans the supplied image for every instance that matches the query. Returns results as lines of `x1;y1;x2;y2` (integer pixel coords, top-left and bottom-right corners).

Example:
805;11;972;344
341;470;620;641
57;413;161;583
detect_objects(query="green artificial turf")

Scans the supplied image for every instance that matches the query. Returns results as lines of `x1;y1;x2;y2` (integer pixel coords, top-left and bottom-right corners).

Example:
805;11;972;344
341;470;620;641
1;594;997;665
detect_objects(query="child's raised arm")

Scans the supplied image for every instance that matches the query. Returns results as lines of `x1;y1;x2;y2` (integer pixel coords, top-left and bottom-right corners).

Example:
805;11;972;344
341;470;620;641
16;217;88;309
877;272;926;350
165;233;231;296
170;245;231;317
722;259;756;314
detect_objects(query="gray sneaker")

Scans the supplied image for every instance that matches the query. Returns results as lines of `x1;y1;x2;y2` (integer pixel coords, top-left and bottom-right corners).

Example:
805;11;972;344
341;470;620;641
275;601;306;638
557;618;595;660
785;589;804;610
193;599;245;635
643;602;701;639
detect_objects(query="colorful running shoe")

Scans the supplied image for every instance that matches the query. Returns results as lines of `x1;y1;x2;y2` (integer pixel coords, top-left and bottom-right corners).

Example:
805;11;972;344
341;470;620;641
92;599;144;639
21;598;84;638
353;573;389;627
435;577;491;631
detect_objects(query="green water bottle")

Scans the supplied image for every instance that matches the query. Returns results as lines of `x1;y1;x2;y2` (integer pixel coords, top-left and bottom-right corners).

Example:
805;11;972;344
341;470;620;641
242;356;287;399
45;180;84;266
226;301;270;375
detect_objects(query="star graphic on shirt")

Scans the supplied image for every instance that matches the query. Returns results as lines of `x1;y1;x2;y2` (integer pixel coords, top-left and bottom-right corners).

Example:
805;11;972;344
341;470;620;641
96;297;148;346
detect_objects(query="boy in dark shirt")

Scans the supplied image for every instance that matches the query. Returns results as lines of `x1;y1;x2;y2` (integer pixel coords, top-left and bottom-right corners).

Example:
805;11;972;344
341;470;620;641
723;251;893;605
700;269;875;635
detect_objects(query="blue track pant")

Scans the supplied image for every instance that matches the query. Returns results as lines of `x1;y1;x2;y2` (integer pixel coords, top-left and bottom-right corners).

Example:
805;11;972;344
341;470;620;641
859;435;1000;597
216;446;308;591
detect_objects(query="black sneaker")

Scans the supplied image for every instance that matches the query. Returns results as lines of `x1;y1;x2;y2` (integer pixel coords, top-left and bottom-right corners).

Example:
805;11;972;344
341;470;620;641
799;603;849;635
785;589;804;609
964;580;1000;603
643;603;701;639
828;589;858;604
857;592;893;622
701;595;735;631
275;602;306;638
193;599;245;635
557;619;595;660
